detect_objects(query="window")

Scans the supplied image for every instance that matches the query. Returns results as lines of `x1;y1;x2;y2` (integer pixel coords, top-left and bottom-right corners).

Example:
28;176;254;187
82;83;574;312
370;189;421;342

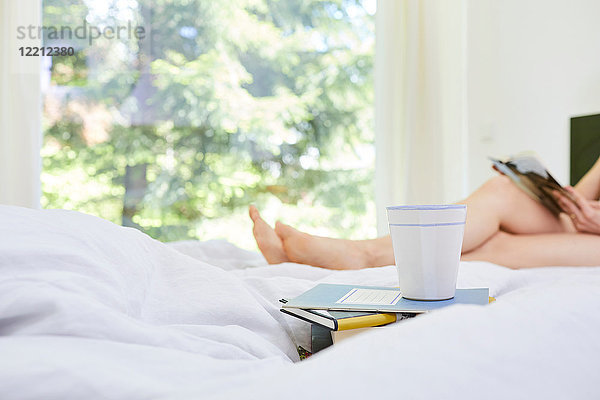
42;0;376;248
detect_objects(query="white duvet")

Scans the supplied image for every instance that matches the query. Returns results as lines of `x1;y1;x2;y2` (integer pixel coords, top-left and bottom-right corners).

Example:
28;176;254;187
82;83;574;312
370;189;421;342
1;205;599;399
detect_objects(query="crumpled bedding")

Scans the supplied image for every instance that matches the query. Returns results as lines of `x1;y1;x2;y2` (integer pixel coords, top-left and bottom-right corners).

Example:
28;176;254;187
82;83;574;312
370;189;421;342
1;205;599;399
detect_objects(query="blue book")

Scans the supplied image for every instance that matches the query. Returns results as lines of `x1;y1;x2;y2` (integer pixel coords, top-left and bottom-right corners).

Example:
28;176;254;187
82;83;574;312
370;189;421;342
282;284;489;313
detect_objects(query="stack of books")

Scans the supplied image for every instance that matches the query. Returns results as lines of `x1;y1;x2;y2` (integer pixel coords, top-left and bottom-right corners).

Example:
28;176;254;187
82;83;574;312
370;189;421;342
280;283;492;355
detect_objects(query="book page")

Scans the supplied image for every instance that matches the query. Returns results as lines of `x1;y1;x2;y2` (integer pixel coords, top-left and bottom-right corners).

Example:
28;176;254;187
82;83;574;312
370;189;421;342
336;288;402;306
311;309;333;318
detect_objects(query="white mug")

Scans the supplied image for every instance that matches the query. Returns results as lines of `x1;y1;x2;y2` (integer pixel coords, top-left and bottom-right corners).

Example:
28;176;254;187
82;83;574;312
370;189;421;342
387;205;467;301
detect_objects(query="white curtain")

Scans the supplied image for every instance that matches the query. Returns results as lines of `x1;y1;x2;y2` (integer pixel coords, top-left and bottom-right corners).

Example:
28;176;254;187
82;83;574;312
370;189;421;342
0;0;42;208
375;0;469;234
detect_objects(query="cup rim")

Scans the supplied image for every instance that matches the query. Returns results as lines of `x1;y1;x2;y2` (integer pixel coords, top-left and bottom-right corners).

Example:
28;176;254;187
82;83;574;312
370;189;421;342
386;204;466;211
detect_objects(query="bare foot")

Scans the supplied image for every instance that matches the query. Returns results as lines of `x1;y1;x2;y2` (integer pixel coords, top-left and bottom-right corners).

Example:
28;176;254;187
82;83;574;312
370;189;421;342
249;206;386;269
249;205;289;264
274;221;368;270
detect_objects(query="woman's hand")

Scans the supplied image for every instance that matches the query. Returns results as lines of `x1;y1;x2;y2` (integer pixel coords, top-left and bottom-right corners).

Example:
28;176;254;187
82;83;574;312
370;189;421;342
555;186;600;235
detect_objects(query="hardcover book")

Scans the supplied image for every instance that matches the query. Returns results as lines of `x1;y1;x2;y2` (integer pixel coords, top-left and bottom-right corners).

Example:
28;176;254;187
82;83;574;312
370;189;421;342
310;318;415;353
282;284;490;313
308;295;495;354
281;306;413;331
311;324;334;353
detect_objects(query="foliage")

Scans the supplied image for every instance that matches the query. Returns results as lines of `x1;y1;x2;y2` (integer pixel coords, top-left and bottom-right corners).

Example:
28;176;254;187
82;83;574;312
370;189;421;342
42;0;376;247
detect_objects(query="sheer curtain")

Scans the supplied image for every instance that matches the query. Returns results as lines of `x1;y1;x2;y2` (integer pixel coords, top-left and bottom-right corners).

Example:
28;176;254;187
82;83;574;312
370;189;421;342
375;0;469;234
0;0;42;208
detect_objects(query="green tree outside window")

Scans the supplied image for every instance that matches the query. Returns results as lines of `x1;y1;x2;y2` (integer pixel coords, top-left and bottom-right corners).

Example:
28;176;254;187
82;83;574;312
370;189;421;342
42;0;376;249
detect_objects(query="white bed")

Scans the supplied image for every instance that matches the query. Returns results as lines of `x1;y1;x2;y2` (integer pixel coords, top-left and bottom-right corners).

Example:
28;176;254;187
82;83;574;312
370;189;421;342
1;205;599;399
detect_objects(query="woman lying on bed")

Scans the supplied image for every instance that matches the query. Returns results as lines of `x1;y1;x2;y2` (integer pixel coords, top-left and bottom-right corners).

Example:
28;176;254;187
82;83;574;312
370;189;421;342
249;156;600;269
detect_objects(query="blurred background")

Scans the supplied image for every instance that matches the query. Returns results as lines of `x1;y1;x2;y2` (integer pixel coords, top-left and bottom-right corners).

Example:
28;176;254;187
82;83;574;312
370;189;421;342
1;0;599;248
40;0;376;248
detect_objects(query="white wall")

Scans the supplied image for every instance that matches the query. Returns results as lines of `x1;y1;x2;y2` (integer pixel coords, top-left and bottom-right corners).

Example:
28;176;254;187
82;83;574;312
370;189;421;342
466;0;600;191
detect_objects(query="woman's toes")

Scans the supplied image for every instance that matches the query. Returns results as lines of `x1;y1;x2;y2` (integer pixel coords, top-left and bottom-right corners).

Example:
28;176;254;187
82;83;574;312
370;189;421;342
248;205;260;222
274;221;300;239
249;207;289;264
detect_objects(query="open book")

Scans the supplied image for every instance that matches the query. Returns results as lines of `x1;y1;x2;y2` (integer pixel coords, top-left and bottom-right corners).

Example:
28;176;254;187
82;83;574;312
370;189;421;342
489;154;575;216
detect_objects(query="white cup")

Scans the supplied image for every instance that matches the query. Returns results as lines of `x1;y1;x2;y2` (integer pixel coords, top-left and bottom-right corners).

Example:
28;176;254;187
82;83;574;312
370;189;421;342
387;205;467;301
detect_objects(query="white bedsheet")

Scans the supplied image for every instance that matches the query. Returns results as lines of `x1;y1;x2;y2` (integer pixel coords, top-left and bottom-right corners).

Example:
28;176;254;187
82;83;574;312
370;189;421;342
1;205;599;399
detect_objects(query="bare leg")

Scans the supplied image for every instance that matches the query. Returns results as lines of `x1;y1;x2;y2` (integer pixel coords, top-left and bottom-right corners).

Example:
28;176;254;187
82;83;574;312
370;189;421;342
459;175;571;252
251;176;579;269
462;231;600;268
273;222;393;270
250;205;389;269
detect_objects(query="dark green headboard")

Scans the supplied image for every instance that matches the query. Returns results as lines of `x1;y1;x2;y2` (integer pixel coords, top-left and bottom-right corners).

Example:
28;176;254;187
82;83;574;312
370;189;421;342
570;114;600;185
